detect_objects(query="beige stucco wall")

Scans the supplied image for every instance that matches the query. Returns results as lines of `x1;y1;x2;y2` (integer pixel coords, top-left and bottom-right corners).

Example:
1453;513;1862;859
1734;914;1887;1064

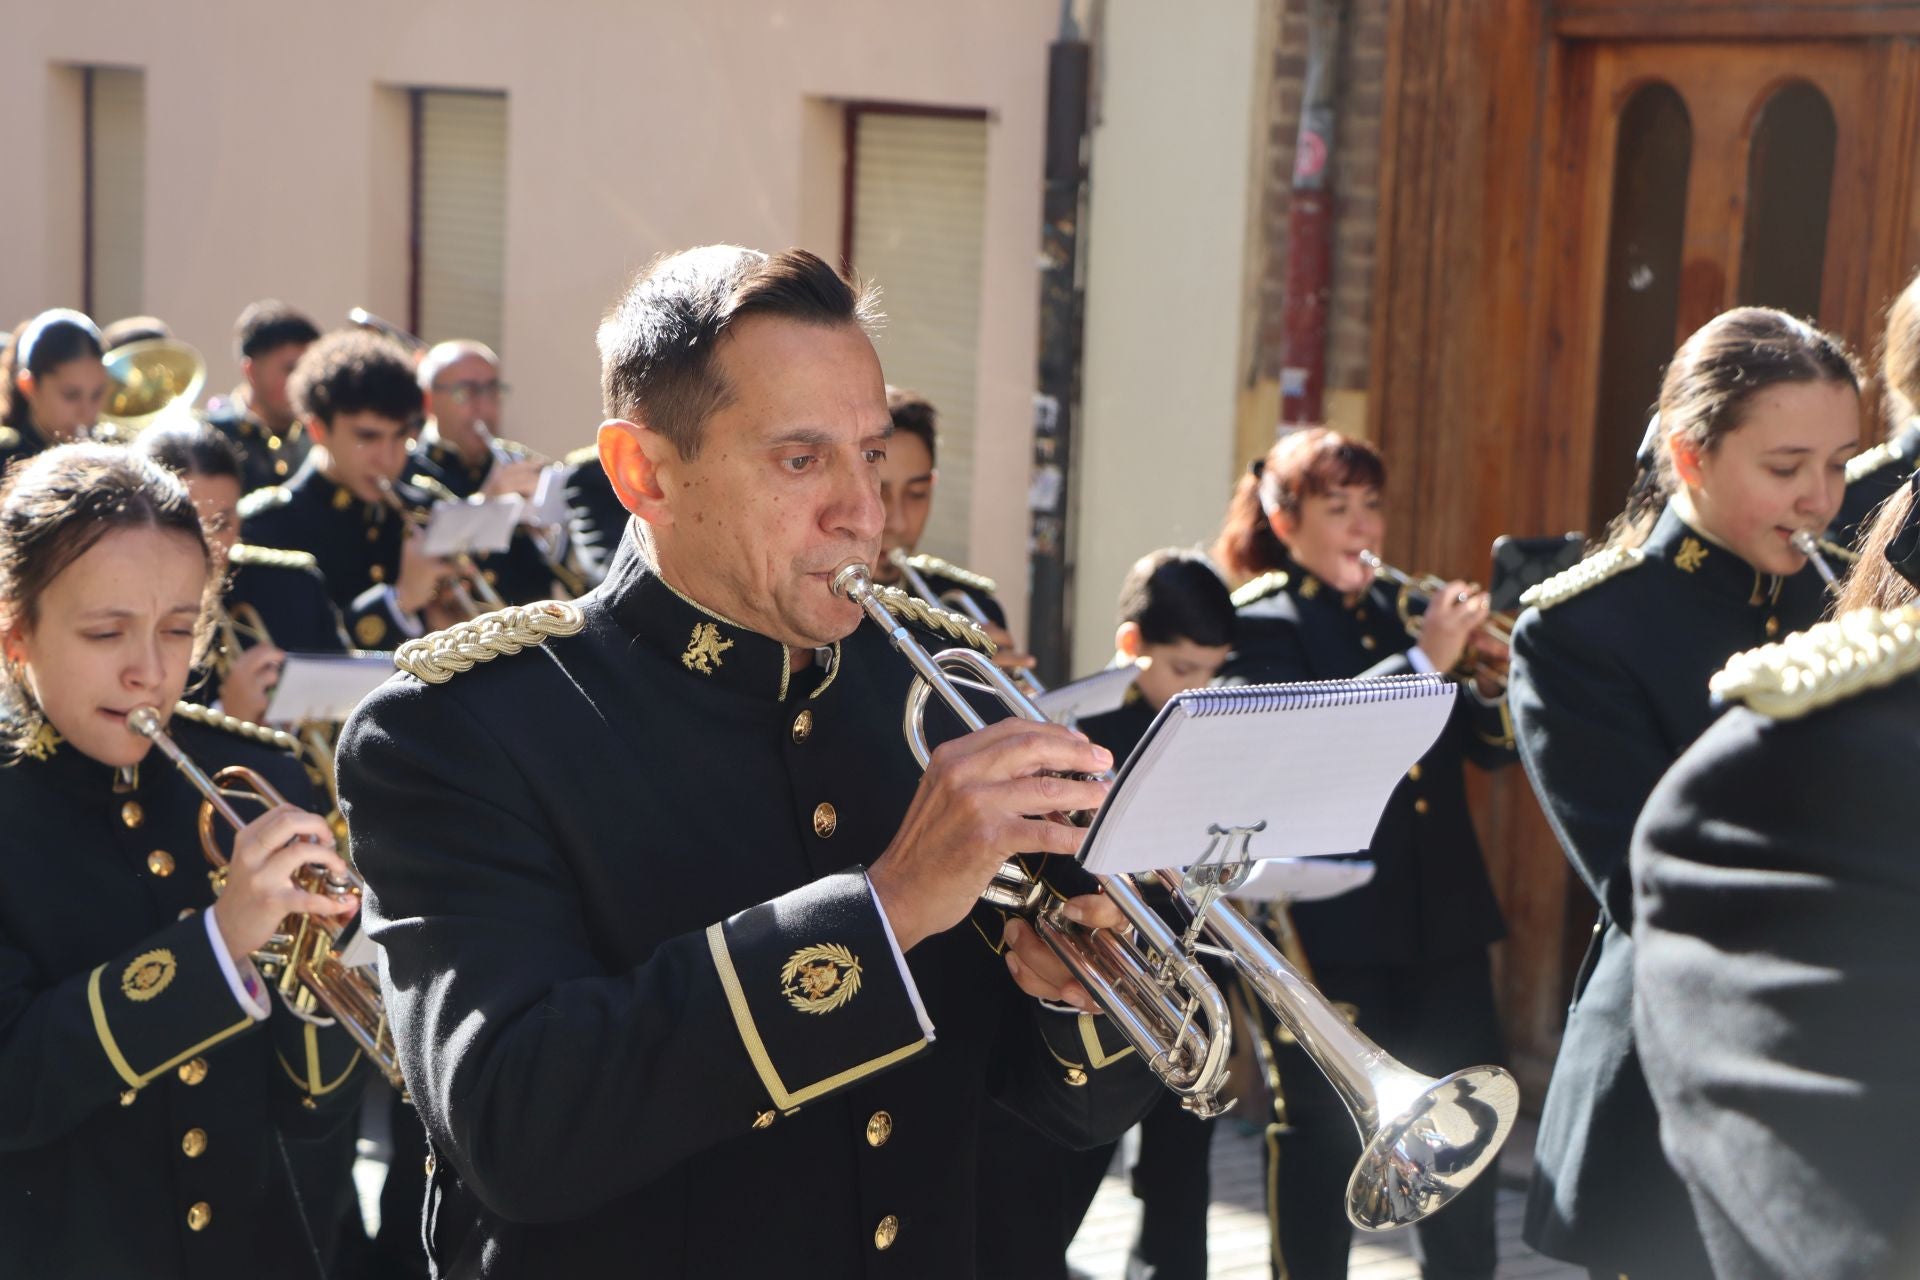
1070;0;1272;676
0;0;1054;635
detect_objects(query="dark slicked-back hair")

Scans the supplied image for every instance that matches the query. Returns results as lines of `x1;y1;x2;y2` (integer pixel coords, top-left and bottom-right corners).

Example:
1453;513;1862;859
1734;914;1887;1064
235;300;320;362
597;246;881;459
290;330;424;428
1117;548;1236;648
886;387;938;467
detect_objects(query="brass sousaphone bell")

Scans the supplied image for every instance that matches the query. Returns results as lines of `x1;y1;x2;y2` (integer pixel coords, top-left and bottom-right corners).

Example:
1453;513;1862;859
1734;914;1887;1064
99;338;207;437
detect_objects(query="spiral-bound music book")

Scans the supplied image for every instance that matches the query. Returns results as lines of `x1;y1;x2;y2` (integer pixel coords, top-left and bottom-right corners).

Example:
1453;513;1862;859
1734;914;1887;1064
1078;674;1456;876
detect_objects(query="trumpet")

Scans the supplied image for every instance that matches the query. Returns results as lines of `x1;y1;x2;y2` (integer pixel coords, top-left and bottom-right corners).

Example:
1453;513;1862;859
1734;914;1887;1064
1358;551;1513;687
210;600;348;841
833;562;1517;1229
472;420;589;598
889;550;1047;698
375;475;506;618
1790;529;1856;590
127;706;402;1090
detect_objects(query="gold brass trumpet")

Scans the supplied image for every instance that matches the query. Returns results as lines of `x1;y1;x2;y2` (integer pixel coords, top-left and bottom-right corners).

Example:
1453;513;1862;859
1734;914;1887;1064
834;561;1518;1228
375;475;506;618
127;706;402;1090
1359;551;1513;689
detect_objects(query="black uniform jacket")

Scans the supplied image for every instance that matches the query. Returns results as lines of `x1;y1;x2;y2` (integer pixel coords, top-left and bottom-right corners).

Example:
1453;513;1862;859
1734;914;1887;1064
1220;568;1516;968
1833;420;1920;550
335;533;1159;1279
194;545;350;712
1508;502;1828;1269
0;713;364;1279
405;436;556;605
0;420;51;476
1633;647;1920;1280
203;390;309;495
240;458;412;651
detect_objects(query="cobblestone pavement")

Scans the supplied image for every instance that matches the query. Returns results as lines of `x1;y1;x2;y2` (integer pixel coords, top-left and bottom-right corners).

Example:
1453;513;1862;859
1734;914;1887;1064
1066;1119;1583;1280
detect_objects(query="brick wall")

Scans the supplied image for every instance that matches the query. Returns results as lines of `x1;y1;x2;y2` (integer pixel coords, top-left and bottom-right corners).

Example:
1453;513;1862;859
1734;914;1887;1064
1252;0;1388;399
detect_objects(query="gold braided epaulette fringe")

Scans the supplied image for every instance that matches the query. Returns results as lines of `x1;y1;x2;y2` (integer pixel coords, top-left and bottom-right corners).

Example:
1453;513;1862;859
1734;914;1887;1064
564;443;600;467
170;701;302;755
1231;570;1290;608
237;485;291;518
869;584;996;656
1845;440;1903;485
1711;604;1920;720
906;553;997;597
227;543;319;572
394;601;587;685
1519;546;1645;610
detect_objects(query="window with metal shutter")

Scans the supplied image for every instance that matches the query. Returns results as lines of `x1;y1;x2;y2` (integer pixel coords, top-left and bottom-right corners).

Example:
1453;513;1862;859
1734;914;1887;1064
86;67;145;323
414;91;508;352
849;110;988;564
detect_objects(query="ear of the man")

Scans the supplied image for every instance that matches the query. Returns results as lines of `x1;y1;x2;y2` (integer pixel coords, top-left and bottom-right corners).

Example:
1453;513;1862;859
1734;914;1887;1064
599;420;671;524
303;414;331;448
1114;620;1145;661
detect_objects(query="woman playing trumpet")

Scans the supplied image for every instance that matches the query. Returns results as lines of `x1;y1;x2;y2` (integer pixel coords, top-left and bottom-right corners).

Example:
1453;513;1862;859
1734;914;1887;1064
1211;426;1516;1280
0;444;366;1279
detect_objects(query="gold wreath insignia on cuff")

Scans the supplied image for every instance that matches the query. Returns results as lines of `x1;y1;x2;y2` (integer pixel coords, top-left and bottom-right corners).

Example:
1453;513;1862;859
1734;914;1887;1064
781;943;862;1014
122;949;177;1002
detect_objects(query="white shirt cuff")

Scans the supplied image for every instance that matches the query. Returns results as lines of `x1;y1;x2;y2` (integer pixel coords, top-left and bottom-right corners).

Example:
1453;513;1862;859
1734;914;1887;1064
203;908;271;1021
864;875;936;1041
1406;645;1437;675
381;585;426;639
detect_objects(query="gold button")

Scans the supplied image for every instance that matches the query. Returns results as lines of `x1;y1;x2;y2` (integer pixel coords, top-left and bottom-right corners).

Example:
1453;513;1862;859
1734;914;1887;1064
333;487;353;510
1765;616;1780;638
865;1111;893;1147
274;459;289;477
186;1202;212;1232
181;1128;207;1158
812;802;837;839
178;1058;209;1086
791;710;813;743
119;1088;138;1107
1407;764;1422;782
483;569;498;585
121;801;144;829
147;849;174;877
1064;1067;1088;1087
753;1110;776;1130
365;526;380;543
266;434;282;450
177;907;196;920
369;563;387;582
424;1152;436;1176
1361;635;1377;650
874;1214;899;1250
1414;798;1430;816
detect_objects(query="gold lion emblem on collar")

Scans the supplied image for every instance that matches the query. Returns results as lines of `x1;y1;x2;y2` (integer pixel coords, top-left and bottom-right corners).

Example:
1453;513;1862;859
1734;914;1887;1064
1675;537;1710;574
682;622;735;674
781;943;862;1014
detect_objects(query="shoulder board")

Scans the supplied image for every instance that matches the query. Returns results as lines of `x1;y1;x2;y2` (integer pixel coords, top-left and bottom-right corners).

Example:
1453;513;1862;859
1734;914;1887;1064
227;543;318;572
394;600;587;685
0;426;18;452
1710;604;1920;720
868;584;995;656
1519;546;1644;610
564;443;600;467
1845;440;1903;484
906;553;997;597
238;485;292;518
169;701;302;755
1231;570;1290;608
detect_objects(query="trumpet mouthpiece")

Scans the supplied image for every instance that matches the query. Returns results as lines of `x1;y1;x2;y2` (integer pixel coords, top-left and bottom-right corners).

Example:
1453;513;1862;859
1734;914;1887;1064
831;563;874;600
126;707;163;738
1358;550;1384;570
1789;529;1821;555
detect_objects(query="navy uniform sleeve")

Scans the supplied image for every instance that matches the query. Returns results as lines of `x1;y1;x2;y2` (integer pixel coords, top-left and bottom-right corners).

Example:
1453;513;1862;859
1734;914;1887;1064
1632;702;1920;1280
337;678;931;1224
1509;606;1666;928
0;913;257;1150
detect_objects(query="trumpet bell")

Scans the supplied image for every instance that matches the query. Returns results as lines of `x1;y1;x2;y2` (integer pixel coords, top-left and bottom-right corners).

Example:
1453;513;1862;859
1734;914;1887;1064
101;338;206;430
1347;1065;1519;1230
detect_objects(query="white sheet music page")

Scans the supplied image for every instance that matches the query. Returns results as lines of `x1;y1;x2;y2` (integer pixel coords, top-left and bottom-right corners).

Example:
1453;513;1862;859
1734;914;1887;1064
1077;674;1456;876
263;653;397;724
422;496;520;557
1032;664;1138;725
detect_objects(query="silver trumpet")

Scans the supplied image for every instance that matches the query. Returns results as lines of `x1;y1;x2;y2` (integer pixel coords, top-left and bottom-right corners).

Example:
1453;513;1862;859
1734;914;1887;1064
888;549;1047;697
833;561;1518;1230
1790;529;1855;590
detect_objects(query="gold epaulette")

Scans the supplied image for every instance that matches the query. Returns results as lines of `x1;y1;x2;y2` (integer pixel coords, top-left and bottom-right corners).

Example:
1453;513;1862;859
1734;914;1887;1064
1231;570;1290;608
1519;546;1645;610
169;701;302;755
237;485;291;518
227;543;318;572
906;553;997;598
1710;604;1920;720
394;601;587;685
869;584;996;656
0;427;18;451
564;443;600;467
1845;440;1905;485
